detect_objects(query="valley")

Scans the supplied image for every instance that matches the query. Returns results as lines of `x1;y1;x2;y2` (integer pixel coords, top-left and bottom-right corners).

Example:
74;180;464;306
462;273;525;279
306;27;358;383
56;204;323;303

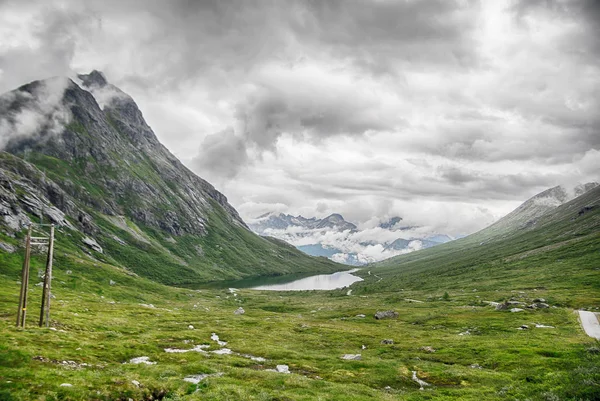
0;72;598;400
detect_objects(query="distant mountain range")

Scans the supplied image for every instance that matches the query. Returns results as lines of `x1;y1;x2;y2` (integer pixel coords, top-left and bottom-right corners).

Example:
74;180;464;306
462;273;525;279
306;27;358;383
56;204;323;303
248;213;454;265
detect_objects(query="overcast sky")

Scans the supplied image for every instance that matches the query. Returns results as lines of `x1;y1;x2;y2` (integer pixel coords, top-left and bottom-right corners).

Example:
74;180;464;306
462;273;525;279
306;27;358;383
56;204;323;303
1;0;598;235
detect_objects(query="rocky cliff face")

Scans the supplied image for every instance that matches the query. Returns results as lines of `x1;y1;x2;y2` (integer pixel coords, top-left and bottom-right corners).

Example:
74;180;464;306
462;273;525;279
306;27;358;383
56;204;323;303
1;71;244;237
0;71;339;283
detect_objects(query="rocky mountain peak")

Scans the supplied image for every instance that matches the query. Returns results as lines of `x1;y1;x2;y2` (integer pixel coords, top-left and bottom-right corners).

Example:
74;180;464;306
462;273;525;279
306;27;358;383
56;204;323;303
77;70;108;88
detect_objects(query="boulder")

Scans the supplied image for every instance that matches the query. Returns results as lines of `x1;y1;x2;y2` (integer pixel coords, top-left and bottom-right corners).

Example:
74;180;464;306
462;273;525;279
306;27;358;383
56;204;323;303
374;310;398;320
0;241;16;253
82;236;103;253
527;303;549;309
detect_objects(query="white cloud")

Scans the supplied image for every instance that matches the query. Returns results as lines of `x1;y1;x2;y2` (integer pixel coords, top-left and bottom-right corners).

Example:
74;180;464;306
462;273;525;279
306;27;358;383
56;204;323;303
0;0;598;239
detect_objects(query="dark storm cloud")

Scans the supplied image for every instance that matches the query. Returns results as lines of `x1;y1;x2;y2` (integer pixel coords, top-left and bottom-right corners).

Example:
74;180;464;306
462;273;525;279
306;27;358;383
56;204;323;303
191;127;248;180
294;0;481;72
511;0;600;62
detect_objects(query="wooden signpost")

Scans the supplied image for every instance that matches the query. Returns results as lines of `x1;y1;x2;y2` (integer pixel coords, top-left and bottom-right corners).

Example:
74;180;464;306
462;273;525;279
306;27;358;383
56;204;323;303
16;223;56;328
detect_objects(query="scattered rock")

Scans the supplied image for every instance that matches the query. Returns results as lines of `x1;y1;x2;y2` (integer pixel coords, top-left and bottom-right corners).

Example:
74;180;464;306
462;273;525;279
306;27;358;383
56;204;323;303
234;307;245;315
510;308;525;313
276;365;290;374
112;235;127;246
131;380;140;387
211;333;227;346
458;330;471;336
82;236;103;253
211;348;233;355
533;298;546;303
518;325;529;330
183;373;223;384
341;354;361;360
355;314;366;318
66;270;72;275
381;339;394;344
404;298;424;303
128;357;156;365
495;302;510;311
346;289;352;296
139;303;155;308
0;241;16;253
59;383;73;387
528;303;549;309
535;324;555;328
109;280;116;286
412;371;430;390
361;345;367;349
164;345;209;353
470;364;482;369
374;310;398;320
420;346;436;353
241;354;266;362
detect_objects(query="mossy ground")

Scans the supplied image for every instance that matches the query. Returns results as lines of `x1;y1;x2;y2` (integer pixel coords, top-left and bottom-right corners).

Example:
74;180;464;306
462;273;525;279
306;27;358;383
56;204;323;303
1;247;598;400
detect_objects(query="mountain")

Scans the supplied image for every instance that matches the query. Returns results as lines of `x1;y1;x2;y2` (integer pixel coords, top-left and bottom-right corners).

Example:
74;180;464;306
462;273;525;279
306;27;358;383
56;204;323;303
315;213;357;231
0;71;340;284
371;184;600;294
473;183;598;242
249;212;356;234
249;211;454;264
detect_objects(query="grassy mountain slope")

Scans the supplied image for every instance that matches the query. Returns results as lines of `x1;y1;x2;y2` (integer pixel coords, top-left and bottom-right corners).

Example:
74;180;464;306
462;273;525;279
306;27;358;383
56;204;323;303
363;186;600;307
0;74;341;284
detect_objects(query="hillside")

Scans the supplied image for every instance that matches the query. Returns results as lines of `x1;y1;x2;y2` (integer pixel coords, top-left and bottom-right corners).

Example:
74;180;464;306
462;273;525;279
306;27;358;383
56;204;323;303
367;185;600;305
0;72;340;284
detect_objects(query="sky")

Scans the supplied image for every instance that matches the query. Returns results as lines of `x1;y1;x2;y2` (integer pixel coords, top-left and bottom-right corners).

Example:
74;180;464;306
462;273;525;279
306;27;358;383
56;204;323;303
0;0;599;237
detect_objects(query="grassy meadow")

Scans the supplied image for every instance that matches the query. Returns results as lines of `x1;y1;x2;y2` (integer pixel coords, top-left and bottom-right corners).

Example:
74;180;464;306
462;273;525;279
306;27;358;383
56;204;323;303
1;242;599;400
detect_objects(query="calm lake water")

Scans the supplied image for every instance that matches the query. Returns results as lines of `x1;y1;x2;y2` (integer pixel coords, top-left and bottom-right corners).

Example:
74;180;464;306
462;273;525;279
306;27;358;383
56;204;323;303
251;268;363;291
195;268;363;291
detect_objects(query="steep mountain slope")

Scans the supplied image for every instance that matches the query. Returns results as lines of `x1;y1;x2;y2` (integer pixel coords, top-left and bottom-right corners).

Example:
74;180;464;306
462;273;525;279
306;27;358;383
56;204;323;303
0;72;340;284
475;183;598;241
367;185;600;301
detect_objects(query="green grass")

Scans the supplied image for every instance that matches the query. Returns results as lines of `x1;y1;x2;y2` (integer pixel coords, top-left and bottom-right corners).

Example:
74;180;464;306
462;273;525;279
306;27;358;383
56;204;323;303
0;238;599;400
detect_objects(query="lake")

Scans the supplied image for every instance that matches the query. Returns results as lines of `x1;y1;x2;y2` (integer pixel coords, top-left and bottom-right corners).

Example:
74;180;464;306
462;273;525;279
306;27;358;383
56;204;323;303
196;268;364;291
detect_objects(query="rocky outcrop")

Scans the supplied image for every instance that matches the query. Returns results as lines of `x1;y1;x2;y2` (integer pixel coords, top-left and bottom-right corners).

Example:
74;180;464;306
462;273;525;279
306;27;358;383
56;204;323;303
1;72;246;238
374;310;398;320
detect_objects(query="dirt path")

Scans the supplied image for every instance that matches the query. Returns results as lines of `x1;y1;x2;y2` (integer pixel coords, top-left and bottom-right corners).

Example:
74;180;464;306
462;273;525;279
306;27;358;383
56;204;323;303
578;310;600;340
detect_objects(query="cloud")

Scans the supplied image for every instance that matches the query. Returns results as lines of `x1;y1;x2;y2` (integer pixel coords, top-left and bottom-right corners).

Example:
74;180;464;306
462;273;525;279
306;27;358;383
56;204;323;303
0;0;598;239
0;77;72;150
191;127;249;183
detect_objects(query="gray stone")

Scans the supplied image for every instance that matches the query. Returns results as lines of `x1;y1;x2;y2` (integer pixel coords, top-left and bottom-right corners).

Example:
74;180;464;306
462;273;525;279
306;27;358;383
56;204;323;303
374;310;398;320
234;307;245;315
0;241;16;253
82;237;103;253
381;339;394;344
341;354;361;360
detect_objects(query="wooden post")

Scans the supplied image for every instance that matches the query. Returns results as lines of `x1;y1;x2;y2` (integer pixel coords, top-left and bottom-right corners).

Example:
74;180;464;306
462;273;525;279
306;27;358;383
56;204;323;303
16;225;32;328
39;225;55;327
